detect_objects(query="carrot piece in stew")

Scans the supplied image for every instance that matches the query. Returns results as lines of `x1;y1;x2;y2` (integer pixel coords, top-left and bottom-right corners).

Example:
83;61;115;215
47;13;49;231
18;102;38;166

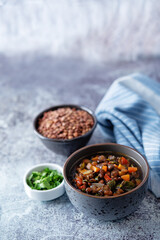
121;174;130;181
92;156;99;161
128;167;138;173
102;165;108;172
92;166;100;173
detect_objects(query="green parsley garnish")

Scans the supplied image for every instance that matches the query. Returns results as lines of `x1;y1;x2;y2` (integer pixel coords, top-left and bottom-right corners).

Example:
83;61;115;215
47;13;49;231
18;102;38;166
27;168;63;190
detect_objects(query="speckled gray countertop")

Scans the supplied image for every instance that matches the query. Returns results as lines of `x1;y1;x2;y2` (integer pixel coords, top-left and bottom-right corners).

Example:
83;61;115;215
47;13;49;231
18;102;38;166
0;54;160;240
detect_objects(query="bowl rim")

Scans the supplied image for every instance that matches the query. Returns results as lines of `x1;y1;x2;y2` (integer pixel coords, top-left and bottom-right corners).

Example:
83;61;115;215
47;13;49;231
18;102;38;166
33;104;97;143
23;163;64;193
63;143;150;199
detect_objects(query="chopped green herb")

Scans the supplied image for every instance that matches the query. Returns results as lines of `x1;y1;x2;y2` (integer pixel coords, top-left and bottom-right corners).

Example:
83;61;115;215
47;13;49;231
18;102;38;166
107;179;116;190
27;168;63;190
121;181;135;192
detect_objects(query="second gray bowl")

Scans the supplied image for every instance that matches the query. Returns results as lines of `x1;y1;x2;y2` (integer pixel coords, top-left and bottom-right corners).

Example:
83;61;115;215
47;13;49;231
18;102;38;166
33;104;97;156
63;143;149;221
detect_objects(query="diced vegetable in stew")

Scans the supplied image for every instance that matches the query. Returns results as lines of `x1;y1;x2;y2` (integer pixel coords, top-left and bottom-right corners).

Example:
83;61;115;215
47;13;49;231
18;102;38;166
72;153;142;196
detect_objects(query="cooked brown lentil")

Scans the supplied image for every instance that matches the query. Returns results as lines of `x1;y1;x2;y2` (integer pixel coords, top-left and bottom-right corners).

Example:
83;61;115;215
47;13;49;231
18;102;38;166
38;107;94;140
72;153;142;196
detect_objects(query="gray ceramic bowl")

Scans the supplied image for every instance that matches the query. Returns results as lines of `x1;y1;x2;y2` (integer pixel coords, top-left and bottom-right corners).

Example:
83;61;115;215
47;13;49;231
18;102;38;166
33;104;97;156
63;143;149;221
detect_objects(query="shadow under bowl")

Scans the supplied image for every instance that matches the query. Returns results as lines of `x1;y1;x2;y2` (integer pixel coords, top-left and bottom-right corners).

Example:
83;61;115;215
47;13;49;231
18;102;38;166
63;143;149;221
33;104;97;156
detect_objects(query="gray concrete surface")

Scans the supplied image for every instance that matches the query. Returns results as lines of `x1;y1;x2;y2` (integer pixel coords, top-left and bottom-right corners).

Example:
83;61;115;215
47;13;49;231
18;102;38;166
0;54;160;240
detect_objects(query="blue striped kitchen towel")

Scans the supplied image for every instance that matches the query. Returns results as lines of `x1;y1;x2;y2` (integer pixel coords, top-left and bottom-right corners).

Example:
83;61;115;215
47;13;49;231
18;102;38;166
96;73;160;198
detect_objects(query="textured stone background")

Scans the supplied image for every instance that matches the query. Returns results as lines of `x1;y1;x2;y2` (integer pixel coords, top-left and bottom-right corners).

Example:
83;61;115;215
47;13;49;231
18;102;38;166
0;1;160;239
0;55;160;240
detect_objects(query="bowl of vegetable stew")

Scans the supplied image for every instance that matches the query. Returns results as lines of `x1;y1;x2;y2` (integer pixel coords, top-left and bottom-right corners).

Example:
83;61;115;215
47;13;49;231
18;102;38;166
33;104;97;156
63;143;149;221
23;163;65;201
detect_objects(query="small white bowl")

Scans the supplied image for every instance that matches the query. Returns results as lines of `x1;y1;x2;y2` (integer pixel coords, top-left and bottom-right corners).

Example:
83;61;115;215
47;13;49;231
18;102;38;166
23;163;65;201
